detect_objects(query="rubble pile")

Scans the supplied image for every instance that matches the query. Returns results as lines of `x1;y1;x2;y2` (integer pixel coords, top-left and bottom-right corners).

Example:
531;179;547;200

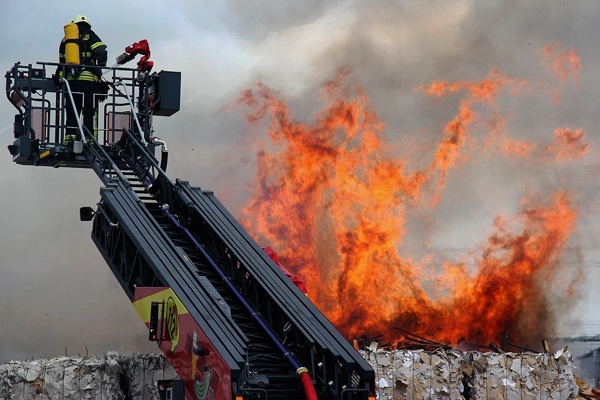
0;352;176;399
363;344;587;399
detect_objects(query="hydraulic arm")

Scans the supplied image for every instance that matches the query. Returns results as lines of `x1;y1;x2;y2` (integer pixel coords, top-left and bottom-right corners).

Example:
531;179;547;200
5;58;375;400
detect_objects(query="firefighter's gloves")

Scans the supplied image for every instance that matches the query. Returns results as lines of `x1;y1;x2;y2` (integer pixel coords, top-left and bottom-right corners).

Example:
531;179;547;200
97;80;110;102
52;73;60;87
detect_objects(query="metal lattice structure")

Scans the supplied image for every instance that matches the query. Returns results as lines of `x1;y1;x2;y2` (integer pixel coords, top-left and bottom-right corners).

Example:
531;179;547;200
5;61;375;400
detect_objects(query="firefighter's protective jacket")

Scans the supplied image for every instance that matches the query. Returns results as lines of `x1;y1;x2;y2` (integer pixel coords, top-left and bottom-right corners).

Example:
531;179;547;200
59;22;107;82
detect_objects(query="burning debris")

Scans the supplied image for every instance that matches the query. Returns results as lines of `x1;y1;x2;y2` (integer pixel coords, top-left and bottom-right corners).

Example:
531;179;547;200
220;42;600;397
230;40;593;350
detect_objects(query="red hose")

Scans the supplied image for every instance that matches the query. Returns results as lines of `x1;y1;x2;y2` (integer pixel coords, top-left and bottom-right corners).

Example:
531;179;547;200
297;367;318;400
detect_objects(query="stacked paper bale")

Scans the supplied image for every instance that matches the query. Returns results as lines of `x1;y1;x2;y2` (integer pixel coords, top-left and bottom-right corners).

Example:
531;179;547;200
0;348;583;399
123;352;178;399
466;348;578;399
0;352;124;399
364;345;465;399
0;352;177;399
363;344;579;400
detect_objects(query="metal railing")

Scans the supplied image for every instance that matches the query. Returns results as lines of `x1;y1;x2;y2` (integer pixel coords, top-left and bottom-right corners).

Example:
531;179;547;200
5;61;154;151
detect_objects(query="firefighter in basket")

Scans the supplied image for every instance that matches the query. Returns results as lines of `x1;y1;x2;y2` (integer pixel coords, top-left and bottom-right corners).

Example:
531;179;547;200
57;14;108;146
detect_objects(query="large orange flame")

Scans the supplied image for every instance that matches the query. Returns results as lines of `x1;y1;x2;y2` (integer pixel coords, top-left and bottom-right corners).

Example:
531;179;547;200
230;44;591;348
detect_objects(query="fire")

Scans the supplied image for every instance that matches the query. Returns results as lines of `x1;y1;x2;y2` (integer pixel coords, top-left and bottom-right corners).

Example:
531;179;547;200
547;128;589;161
542;40;581;104
543;40;581;86
229;43;592;348
493;127;590;162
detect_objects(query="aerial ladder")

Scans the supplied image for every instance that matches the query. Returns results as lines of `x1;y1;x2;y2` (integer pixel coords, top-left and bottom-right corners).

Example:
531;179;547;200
4;42;375;400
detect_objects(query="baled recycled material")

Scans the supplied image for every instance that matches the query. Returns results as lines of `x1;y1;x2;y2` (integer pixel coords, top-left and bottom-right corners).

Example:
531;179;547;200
365;348;465;399
467;350;578;400
0;352;177;399
0;348;584;399
362;345;580;400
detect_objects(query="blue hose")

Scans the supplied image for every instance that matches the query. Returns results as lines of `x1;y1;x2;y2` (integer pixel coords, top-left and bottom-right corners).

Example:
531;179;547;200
161;205;303;371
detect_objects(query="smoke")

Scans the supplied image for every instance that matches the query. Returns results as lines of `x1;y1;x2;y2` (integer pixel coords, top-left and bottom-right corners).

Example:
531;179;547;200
0;125;11;138
216;0;600;344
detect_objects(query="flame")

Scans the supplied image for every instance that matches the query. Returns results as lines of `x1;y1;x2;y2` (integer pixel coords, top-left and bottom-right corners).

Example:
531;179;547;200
492;126;590;162
543;40;581;86
419;70;528;202
546;128;589;161
230;44;591;348
542;40;581;104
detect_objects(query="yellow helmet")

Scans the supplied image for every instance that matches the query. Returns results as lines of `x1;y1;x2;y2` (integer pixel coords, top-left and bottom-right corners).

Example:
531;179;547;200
71;14;91;26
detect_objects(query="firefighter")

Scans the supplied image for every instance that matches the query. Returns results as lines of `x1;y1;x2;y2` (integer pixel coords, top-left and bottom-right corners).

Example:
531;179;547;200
58;14;108;145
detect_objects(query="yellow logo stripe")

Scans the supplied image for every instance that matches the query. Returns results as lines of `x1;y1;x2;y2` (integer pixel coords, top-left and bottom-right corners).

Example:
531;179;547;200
133;288;189;323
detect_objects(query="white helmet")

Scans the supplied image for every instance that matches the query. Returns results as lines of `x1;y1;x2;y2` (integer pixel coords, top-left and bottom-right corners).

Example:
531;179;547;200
72;14;91;26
